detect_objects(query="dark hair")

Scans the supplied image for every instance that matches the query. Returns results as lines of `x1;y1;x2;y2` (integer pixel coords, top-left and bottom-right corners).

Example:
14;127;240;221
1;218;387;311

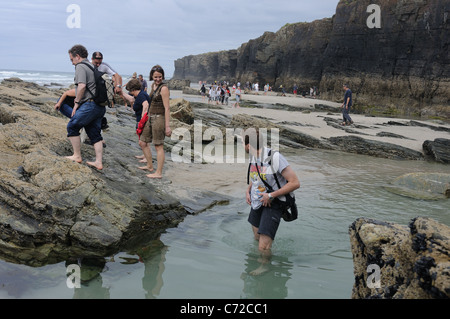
244;128;262;150
68;45;88;59
149;65;165;81
92;51;103;59
125;78;142;92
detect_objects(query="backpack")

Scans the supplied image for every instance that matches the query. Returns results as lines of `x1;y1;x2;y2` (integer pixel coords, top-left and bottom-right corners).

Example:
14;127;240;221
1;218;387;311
247;149;298;222
78;61;114;107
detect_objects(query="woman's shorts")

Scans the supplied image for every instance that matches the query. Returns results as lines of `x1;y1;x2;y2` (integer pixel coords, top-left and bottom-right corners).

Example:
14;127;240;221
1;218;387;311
140;114;165;145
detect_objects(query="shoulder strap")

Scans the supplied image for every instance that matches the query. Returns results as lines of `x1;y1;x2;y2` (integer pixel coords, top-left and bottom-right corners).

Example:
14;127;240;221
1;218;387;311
76;61;96;98
78;60;95;72
267;149;283;190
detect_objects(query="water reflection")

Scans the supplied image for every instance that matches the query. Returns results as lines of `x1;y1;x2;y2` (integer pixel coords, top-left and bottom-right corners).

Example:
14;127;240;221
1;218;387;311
240;252;293;299
68;239;168;299
139;240;168;299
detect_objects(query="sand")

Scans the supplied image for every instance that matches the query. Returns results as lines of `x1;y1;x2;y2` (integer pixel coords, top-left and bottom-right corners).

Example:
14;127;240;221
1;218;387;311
165;90;449;197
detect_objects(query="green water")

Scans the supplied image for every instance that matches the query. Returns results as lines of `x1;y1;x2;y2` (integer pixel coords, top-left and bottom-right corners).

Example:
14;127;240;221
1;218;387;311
0;148;448;299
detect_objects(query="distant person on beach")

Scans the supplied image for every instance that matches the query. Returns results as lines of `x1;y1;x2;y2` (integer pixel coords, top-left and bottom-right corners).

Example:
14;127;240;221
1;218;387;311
233;85;241;108
139;74;148;93
293;84;298;96
200;84;206;101
138;65;172;179
65;44;105;170
341;84;354;126
244;130;300;274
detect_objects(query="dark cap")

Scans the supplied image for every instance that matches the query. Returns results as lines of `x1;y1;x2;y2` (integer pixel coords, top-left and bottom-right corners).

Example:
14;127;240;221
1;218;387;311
92;52;103;59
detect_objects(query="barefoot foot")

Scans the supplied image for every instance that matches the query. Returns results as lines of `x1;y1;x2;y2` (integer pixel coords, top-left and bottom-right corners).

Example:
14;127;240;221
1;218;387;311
146;173;162;179
86;161;103;170
138;166;154;172
66;155;82;164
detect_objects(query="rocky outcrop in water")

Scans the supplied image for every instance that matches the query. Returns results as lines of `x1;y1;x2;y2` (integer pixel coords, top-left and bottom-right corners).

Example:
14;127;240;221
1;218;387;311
0;78;228;266
349;217;450;299
385;172;450;200
173;0;450;118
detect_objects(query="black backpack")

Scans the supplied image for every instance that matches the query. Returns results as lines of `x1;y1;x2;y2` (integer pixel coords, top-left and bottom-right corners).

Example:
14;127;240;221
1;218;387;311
78;61;113;107
247;149;298;222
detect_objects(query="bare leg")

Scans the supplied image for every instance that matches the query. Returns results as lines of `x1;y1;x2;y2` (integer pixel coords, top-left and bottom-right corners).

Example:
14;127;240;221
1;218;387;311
66;136;82;163
250;227;272;276
86;140;104;170
139;140;154;171
146;144;164;179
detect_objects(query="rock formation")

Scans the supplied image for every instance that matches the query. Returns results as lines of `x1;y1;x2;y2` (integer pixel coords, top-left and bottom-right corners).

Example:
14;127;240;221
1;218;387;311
0;78;228;266
173;0;450;118
349;217;450;299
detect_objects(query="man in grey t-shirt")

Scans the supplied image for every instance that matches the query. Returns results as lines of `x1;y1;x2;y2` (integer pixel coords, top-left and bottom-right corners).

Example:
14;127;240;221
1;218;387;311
244;129;300;272
66;44;106;170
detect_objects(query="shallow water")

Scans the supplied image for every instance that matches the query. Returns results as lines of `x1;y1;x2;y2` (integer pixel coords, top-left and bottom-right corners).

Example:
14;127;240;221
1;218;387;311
0;149;449;299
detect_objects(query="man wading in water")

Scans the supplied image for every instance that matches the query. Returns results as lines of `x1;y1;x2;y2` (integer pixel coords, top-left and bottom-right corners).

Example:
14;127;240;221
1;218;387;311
244;129;300;274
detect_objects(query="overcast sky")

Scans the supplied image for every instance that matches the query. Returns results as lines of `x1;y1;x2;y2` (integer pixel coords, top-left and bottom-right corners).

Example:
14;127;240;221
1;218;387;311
0;0;340;77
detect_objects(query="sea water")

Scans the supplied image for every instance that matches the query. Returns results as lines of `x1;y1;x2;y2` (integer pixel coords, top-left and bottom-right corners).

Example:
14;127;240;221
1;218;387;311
0;148;448;299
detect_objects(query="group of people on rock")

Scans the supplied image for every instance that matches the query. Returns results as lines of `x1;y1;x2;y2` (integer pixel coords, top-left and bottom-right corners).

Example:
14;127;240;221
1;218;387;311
55;44;171;178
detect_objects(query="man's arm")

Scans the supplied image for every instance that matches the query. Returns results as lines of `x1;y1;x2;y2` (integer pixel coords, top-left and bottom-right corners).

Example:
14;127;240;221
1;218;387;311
72;83;86;116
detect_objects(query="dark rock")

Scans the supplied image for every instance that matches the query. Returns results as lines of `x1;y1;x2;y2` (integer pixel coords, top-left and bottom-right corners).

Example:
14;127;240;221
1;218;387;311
326;135;424;160
0;81;229;267
423;138;450;164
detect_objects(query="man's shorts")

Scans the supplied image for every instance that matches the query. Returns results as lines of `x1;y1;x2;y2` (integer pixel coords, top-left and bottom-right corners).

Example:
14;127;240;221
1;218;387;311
140;114;165;145
248;202;282;240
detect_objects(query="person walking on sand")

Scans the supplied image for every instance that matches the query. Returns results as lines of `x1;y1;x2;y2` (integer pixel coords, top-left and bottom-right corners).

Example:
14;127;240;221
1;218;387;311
341;84;354;126
233;85;241;108
243;129;300;274
138;65;172;179
65;44;106;170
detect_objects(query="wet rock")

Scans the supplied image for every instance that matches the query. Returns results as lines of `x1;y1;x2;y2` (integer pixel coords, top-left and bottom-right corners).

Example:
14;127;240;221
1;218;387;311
385;172;450;200
0;80;228;266
423;138;450;164
349;217;450;299
326;136;424;160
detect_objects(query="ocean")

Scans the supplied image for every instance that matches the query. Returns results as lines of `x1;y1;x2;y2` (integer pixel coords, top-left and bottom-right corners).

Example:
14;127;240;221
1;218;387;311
0;69;136;88
0;69;75;88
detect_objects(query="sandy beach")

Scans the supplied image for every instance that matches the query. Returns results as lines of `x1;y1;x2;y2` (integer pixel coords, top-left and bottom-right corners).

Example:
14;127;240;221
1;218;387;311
165;90;449;198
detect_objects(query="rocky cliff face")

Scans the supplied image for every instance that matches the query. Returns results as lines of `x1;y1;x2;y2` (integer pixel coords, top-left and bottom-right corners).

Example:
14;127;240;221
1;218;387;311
173;0;449;116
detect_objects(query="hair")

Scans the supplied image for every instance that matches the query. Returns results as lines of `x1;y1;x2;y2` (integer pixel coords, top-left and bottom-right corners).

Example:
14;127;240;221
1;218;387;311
149;65;165;81
68;45;88;59
125;78;142;92
92;52;103;59
244;128;262;150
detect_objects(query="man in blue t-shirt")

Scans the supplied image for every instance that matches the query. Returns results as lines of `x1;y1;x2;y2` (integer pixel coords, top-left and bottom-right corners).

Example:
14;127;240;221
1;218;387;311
341;84;354;125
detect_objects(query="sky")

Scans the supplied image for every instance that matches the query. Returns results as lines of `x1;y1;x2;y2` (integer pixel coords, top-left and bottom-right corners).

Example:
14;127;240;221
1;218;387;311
0;0;340;78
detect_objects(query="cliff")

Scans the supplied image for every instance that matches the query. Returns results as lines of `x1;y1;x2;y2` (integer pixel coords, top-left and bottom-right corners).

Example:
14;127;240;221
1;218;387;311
173;0;449;117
